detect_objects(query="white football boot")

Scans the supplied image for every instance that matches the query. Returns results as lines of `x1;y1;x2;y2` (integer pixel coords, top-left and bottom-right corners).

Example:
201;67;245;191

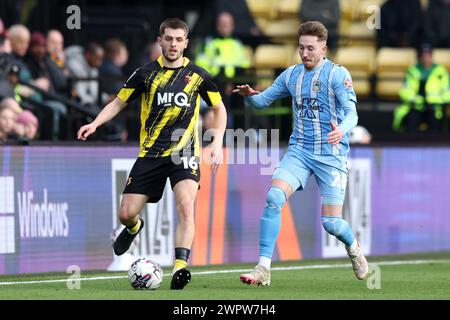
240;265;271;286
346;242;369;280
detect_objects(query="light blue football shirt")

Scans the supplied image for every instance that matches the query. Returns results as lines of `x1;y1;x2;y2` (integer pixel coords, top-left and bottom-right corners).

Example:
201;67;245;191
245;58;358;155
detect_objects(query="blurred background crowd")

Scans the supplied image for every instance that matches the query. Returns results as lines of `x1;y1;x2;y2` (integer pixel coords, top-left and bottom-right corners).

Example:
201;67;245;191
0;0;449;144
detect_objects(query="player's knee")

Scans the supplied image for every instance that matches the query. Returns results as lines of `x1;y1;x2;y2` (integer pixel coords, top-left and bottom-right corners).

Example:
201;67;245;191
177;198;195;221
321;216;345;236
119;212;135;226
119;203;140;225
265;187;287;211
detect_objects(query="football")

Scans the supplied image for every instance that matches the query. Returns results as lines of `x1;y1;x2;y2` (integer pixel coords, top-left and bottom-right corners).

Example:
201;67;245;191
128;258;164;290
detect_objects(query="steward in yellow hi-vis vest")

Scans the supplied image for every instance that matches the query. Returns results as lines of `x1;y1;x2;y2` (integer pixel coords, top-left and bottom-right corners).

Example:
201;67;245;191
393;44;449;133
117;56;222;158
195;12;250;79
195;37;250;79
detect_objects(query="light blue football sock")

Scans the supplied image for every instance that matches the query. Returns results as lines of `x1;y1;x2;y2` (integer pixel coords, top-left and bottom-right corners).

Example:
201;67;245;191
259;187;287;259
321;216;355;247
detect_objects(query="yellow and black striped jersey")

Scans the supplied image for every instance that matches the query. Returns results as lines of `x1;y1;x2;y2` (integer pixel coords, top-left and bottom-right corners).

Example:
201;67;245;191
117;56;222;158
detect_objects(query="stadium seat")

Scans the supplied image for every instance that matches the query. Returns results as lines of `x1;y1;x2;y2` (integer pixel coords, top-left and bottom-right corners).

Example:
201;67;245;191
254;18;270;34
277;0;301;19
340;0;359;23
339;21;377;47
254;44;293;69
433;49;450;71
335;46;376;97
335;47;376;73
246;0;277;19
376;47;416;75
375;47;417;99
264;19;300;44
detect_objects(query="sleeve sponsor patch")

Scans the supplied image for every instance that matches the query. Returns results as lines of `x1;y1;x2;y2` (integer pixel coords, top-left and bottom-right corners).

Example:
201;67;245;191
344;79;353;88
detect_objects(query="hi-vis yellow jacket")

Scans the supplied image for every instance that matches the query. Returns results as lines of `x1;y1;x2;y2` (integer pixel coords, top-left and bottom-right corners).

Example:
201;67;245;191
195;37;250;79
393;63;449;131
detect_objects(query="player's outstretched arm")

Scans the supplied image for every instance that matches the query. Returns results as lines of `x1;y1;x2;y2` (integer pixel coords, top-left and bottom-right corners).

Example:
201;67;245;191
233;71;290;109
77;97;127;141
232;84;260;96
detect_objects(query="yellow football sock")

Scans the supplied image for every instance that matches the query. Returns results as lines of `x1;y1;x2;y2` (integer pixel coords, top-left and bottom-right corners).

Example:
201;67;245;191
127;219;141;235
172;259;187;274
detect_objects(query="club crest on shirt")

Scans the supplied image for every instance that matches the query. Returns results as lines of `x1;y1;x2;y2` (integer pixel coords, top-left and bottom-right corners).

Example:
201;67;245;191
312;80;321;92
184;75;192;84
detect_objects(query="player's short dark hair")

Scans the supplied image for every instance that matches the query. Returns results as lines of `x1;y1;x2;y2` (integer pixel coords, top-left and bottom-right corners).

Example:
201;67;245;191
159;18;189;37
298;21;328;43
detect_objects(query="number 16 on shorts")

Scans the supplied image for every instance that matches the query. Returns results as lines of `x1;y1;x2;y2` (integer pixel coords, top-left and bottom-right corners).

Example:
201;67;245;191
180;156;199;170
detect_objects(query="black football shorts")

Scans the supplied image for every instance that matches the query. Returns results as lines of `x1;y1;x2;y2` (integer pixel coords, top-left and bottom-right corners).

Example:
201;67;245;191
123;156;200;203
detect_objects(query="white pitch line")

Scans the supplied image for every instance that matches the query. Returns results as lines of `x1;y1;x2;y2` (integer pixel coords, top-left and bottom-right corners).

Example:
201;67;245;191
0;259;448;286
192;259;450;275
0;275;127;286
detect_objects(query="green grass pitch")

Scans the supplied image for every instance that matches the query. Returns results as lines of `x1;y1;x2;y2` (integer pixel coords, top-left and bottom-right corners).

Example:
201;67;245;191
1;252;449;300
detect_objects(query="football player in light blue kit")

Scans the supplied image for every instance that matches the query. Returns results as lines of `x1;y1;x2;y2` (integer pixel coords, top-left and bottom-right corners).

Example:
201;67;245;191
235;21;368;286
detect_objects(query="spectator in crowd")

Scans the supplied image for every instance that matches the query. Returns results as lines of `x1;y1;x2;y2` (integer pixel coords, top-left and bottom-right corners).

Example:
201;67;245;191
425;0;450;48
1;96;40;142
0;34;14;99
191;0;264;50
46;29;66;69
299;0;340;52
215;0;262;40
0;104;17;143
5;27;58;140
26;32;50;82
14;109;39;140
196;11;250;127
26;32;68;96
7;24;28;59
4;96;40;141
100;38;129;141
25;32;67;140
196;12;250;80
7;25;52;96
5;63;23;101
100;38;129;96
377;0;423;48
66;42;105;107
0;97;22;113
46;30;71;99
7;25;32;81
393;43;449;133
